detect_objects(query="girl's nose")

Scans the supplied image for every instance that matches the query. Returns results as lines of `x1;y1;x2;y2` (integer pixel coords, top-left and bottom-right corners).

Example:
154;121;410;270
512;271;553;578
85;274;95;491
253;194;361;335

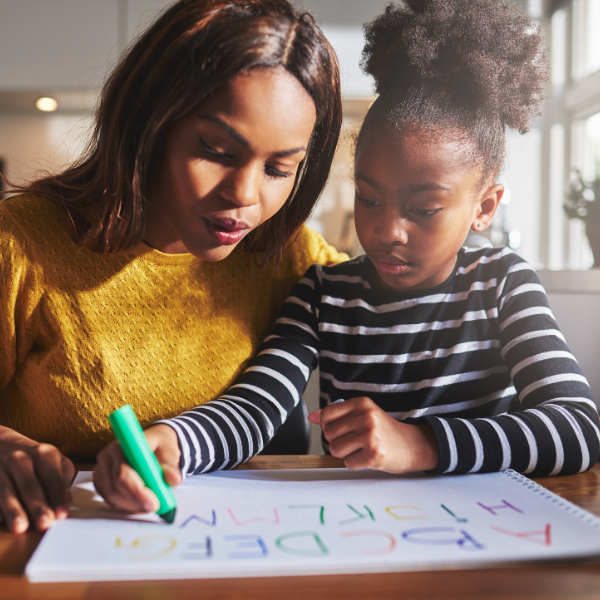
374;213;408;246
221;164;261;208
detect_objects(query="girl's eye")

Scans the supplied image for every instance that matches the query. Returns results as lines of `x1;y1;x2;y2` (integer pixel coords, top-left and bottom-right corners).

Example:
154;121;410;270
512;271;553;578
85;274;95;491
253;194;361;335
413;208;442;217
356;192;380;208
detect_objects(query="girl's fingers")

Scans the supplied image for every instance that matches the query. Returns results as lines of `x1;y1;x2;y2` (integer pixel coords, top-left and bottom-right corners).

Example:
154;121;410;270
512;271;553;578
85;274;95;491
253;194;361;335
321;413;360;443
0;470;29;534
328;428;366;461
113;443;160;512
95;428;181;515
113;460;159;513
161;463;182;487
307;409;322;424
145;425;183;488
95;442;158;513
341;447;373;471
319;400;355;424
4;451;55;532
94;444;135;512
320;403;370;444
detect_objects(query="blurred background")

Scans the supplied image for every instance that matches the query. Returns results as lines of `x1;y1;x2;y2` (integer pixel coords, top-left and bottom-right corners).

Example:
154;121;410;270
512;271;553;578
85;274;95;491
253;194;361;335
1;0;600;448
2;0;598;268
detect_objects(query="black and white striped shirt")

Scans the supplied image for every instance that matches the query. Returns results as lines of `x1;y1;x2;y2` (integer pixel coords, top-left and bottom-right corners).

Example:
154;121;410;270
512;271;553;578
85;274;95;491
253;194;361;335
163;247;600;476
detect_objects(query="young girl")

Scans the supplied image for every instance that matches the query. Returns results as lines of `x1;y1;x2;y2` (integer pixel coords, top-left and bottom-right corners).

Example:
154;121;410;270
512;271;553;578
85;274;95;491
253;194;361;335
96;0;600;511
0;0;345;533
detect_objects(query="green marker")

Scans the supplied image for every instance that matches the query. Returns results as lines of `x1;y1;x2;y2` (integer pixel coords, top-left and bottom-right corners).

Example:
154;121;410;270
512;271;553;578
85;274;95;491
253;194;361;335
108;405;177;524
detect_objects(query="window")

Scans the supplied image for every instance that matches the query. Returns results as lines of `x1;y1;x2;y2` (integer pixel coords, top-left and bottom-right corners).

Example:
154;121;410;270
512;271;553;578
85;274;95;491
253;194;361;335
572;0;600;80
542;0;600;269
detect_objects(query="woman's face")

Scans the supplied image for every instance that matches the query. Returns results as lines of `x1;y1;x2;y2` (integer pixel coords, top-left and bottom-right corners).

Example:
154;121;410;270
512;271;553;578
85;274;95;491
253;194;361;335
354;127;502;292
145;66;317;260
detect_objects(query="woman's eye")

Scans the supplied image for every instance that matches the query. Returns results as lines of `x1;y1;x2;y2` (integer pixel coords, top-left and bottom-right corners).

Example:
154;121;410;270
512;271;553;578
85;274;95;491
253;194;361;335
200;138;230;158
413;208;441;217
356;193;380;208
266;166;293;179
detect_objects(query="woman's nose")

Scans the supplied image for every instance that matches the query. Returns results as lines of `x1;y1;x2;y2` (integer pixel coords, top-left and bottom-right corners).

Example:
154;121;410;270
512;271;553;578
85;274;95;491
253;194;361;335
221;164;261;208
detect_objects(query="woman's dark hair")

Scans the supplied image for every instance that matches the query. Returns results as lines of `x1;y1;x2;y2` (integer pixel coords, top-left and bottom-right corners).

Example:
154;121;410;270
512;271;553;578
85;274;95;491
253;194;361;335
357;0;550;184
13;0;341;264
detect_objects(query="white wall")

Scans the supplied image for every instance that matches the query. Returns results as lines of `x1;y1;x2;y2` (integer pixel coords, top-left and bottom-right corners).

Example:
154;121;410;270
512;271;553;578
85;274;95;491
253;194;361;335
0;112;93;185
502;128;543;268
546;292;600;404
538;270;600;405
0;1;121;90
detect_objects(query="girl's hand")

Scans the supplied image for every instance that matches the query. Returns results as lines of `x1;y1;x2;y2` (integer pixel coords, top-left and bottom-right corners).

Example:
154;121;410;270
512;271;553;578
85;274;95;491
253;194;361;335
308;397;440;474
0;426;74;534
94;424;182;514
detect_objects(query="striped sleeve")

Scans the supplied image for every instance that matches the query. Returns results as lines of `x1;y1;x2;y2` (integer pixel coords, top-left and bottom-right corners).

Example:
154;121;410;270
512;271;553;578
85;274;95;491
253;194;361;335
427;259;600;476
159;266;323;475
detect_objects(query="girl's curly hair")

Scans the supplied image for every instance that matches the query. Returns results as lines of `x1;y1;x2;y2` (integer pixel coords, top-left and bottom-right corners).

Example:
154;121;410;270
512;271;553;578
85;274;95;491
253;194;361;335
357;0;550;182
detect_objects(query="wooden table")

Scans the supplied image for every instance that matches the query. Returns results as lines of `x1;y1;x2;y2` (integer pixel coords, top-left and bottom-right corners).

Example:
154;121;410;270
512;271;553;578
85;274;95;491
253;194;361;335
1;455;600;600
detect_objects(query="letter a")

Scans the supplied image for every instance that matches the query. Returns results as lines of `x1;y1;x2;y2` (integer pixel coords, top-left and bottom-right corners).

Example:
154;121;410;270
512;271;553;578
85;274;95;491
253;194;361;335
491;523;552;546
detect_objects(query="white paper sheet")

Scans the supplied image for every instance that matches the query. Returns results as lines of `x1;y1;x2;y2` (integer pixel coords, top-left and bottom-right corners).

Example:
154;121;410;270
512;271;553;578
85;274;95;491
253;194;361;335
25;468;600;582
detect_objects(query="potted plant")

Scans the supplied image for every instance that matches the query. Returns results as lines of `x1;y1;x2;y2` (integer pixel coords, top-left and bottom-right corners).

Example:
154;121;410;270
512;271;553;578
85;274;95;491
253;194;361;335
564;170;600;267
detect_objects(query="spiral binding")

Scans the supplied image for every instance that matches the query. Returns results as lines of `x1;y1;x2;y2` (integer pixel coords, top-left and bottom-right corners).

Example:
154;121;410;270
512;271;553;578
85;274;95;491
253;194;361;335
503;469;600;529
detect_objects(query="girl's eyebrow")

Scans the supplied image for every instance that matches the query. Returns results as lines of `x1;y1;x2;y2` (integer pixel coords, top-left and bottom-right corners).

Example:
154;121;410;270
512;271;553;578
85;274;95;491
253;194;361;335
355;173;452;195
197;115;307;157
355;173;384;192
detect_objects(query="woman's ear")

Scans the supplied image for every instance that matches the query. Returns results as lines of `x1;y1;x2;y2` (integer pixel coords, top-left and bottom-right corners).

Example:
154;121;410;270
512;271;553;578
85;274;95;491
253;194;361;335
471;184;504;232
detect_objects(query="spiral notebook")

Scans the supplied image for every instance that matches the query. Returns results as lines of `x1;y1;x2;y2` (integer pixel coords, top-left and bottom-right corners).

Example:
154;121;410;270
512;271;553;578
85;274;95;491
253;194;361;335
26;468;600;582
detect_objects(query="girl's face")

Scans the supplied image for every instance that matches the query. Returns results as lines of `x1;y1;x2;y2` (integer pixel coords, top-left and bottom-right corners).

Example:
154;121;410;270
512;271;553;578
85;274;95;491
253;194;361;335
354;127;502;292
145;67;317;260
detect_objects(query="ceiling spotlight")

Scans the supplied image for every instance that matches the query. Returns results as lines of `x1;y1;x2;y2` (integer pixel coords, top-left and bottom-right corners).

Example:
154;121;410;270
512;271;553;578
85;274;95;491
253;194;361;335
35;97;58;112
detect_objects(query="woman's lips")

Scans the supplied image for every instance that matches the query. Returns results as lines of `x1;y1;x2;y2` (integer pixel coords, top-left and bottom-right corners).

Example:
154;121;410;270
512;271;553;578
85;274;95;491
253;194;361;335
376;256;410;275
204;218;250;246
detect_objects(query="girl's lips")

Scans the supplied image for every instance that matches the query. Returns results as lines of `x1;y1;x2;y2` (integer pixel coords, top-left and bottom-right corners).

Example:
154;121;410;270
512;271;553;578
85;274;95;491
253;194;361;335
204;219;250;246
376;256;410;275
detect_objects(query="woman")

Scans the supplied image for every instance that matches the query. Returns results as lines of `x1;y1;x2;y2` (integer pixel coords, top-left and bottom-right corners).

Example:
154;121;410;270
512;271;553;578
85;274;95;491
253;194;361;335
0;0;343;533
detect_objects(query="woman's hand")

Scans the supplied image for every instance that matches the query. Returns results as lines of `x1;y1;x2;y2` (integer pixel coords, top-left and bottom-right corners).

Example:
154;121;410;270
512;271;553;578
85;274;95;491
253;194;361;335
0;426;74;534
309;397;440;474
94;424;182;514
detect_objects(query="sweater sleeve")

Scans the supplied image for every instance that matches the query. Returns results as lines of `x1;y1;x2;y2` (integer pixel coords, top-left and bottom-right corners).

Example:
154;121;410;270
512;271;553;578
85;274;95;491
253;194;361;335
0;210;43;391
290;226;349;277
427;259;600;476
159;265;323;475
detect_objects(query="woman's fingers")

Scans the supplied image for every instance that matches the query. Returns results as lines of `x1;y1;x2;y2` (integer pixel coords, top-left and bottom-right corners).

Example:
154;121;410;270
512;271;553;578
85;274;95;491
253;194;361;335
0;468;29;534
35;445;74;520
3;450;56;532
0;431;74;534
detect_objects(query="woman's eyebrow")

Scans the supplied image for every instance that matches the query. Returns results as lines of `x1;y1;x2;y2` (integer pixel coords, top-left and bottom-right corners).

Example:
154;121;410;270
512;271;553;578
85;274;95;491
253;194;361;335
197;115;306;157
198;115;249;147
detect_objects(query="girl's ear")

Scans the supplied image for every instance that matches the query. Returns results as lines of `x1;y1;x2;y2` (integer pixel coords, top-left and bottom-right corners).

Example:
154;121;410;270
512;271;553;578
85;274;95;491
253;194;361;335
471;184;504;232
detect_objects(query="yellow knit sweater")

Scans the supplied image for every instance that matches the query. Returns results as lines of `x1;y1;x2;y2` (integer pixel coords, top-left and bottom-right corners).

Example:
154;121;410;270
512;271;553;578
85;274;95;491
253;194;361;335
0;195;346;457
